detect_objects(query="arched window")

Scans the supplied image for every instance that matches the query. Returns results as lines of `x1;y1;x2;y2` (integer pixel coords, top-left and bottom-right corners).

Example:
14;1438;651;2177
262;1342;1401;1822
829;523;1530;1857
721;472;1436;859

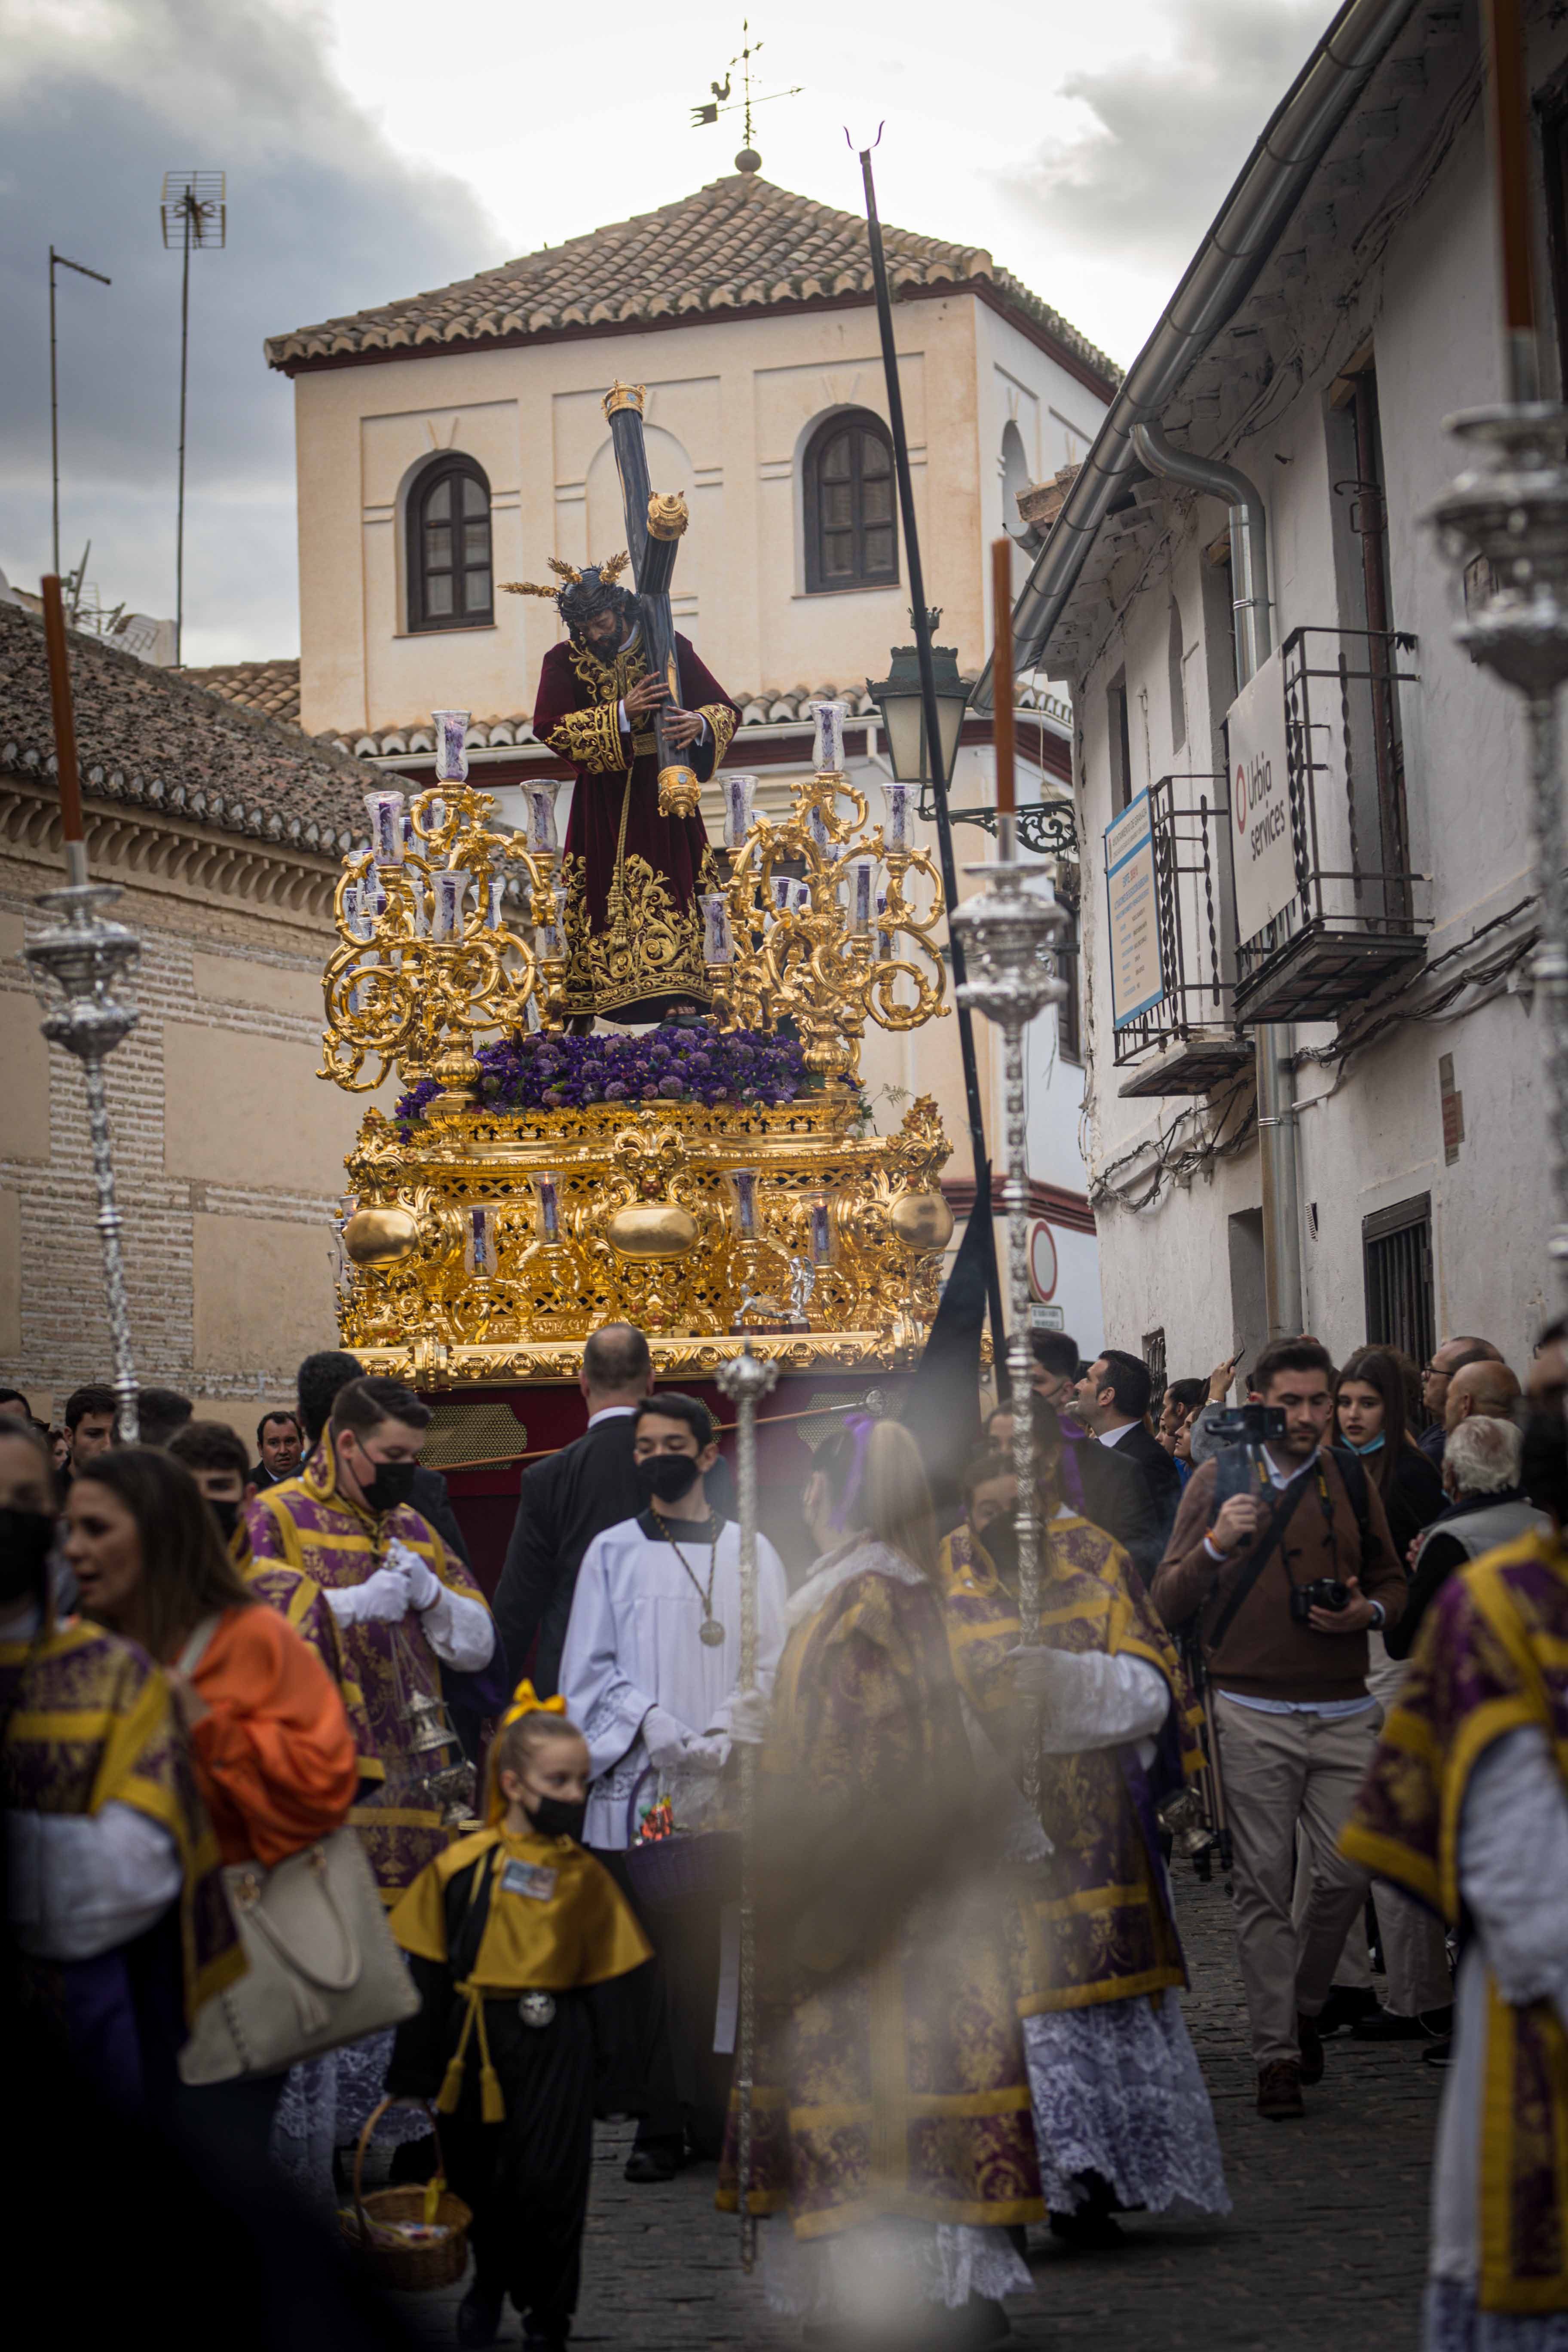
407;454;493;632
803;410;898;594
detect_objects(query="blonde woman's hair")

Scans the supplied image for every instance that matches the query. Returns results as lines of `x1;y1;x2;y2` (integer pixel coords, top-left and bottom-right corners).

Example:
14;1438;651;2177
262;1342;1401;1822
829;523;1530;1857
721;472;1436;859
816;1415;939;1581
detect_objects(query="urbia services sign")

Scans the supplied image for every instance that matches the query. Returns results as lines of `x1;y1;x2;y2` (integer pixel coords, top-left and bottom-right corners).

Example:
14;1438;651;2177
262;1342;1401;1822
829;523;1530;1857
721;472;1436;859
1227;649;1298;945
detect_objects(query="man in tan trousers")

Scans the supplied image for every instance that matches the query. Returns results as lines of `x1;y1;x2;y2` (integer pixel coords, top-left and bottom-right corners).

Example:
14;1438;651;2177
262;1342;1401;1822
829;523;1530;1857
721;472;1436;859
1153;1338;1406;2119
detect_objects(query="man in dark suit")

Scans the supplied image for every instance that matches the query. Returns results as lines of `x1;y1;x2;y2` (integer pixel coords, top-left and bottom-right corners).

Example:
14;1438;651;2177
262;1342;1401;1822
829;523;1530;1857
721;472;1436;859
493;1323;654;1697
992;1331;1164;1583
1072;1348;1185;1563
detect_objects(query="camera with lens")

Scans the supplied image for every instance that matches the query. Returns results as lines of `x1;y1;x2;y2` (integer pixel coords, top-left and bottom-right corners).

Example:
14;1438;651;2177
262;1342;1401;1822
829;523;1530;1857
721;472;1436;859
1208;1403;1287;1445
1289;1576;1351;1623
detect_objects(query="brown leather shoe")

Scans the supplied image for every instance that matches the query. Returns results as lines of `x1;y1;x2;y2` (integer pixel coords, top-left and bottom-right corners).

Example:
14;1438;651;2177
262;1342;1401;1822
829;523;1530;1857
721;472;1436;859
1257;2060;1305;2119
1296;2011;1325;2084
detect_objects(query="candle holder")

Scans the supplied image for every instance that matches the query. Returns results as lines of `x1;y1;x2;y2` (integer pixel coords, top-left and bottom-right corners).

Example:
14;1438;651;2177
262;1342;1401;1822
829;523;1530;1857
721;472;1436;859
1430;404;1568;1299
319;743;561;1101
949;840;1067;1643
712;713;948;1084
24;880;144;1442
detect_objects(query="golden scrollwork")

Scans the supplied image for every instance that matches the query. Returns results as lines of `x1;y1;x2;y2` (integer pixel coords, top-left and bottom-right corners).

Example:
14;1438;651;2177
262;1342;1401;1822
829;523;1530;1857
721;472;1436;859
603;381;646;417
318;780;565;1099
335;1091;955;1384
708;762;949;1086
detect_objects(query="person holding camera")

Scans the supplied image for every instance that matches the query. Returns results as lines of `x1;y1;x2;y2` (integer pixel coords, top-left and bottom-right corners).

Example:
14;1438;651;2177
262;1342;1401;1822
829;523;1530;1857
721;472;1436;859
1152;1339;1406;2120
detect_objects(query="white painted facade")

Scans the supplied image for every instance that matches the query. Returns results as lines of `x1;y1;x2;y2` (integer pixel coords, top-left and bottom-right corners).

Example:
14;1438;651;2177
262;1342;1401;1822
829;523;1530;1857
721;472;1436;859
1056;7;1562;1385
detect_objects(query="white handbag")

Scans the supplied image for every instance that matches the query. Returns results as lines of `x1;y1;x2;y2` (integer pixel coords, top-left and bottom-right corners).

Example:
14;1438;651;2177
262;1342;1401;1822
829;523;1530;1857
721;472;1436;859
176;1618;420;2086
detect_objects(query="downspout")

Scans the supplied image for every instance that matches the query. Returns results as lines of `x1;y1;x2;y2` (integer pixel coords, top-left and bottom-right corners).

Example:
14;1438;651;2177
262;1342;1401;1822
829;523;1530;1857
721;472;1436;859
1130;421;1303;1338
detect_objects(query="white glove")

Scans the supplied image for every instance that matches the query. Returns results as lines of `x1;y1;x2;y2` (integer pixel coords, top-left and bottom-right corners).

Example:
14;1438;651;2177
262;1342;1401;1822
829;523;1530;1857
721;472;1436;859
386;1538;440;1611
643;1705;695;1771
724;1687;772;1747
1008;1644;1078;1706
326;1559;411;1627
683;1733;731;1776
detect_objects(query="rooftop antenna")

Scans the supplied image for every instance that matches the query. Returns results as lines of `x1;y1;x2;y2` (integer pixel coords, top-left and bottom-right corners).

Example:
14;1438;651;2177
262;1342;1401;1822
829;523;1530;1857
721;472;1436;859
690;19;801;174
49;247;111;581
159;170;226;668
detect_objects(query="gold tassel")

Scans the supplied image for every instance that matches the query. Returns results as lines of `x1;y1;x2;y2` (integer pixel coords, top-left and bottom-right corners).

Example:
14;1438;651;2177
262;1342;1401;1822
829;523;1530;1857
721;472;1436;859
436;2055;465;2115
423;2177;444;2226
473;1983;506;2123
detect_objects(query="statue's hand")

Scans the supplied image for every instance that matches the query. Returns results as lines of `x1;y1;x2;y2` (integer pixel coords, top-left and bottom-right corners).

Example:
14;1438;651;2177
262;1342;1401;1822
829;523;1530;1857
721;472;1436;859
664;706;704;750
624;673;668;718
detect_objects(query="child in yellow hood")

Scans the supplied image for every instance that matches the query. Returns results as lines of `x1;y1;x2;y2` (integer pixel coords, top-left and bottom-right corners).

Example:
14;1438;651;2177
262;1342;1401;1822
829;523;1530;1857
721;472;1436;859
388;1686;652;2350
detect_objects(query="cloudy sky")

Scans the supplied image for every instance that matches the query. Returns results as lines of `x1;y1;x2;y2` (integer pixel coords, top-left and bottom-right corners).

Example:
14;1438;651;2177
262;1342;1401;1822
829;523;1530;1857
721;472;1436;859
0;0;1326;666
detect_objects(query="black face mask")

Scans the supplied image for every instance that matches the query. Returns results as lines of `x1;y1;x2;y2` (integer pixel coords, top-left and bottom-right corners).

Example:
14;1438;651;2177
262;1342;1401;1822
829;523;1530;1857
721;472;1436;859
0;1507;55;1606
526;1794;587;1843
979;1514;1020;1591
637;1454;701;1509
210;1498;242;1544
1519;1409;1568;1525
361;1457;418;1515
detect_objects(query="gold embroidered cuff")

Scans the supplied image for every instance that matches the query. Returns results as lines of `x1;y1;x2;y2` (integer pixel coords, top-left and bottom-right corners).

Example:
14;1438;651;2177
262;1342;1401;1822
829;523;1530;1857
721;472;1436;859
548;701;627;773
701;704;737;765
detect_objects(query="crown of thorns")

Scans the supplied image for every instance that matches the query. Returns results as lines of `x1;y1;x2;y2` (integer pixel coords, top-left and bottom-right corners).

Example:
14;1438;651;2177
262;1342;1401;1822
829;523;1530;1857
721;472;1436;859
501;552;630;601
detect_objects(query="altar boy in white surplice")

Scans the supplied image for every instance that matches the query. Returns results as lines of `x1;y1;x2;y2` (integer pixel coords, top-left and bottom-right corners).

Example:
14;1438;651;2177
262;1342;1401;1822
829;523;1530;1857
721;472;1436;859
559;1391;788;2183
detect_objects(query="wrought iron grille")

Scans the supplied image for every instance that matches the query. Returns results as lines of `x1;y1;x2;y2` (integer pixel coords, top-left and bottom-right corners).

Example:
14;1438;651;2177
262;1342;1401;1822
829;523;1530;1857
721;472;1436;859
1363;1193;1434;1375
1110;772;1237;1069
1234;627;1427;1020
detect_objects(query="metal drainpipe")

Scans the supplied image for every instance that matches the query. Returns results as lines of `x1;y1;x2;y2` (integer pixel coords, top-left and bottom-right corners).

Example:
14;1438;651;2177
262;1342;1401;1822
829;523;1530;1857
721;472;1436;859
1130;420;1304;1337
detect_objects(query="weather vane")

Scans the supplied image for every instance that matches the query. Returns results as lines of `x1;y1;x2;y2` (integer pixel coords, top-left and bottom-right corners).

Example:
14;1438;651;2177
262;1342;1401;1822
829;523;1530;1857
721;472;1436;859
690;18;801;163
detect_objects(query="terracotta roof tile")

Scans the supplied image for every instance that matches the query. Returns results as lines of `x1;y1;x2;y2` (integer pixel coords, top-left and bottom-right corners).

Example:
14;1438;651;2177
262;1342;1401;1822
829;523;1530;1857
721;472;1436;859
182;655;301;725
189;666;1070;760
0;605;366;852
265;173;1120;391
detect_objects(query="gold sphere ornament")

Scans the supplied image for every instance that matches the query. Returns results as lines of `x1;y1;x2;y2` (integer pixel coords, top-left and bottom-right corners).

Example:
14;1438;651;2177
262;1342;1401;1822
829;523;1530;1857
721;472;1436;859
656;764;702;820
344;1204;421;1266
887;1188;956;1254
605;1199;701;1259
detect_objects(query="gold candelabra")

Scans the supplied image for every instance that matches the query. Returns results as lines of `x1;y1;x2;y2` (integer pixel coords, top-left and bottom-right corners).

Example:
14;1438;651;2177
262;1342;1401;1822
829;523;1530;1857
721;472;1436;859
705;698;948;1085
318;719;569;1113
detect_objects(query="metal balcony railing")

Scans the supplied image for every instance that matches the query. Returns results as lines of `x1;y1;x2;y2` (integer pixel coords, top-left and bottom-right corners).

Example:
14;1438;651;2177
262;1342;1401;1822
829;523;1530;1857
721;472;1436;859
1109;771;1254;1097
1233;626;1427;1024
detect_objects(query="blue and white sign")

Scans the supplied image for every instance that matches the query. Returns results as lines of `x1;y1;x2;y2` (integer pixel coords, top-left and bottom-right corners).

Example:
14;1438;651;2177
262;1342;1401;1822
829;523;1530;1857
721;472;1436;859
1104;789;1164;1028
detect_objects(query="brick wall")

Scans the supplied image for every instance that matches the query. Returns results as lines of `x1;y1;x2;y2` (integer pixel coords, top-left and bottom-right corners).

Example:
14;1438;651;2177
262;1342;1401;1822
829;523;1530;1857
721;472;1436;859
0;821;391;1423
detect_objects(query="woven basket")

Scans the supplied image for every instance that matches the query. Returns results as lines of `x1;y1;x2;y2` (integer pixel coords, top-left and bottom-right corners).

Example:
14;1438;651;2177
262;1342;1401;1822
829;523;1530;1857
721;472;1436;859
341;2098;472;2292
624;1768;741;1905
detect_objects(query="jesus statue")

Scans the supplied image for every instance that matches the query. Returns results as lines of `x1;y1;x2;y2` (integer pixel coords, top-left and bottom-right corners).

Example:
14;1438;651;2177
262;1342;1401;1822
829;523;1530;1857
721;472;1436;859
506;556;739;1026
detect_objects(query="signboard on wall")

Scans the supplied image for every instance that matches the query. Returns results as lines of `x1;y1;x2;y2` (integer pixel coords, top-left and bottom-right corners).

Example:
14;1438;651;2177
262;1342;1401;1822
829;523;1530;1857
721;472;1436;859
1227;649;1298;944
1103;789;1164;1029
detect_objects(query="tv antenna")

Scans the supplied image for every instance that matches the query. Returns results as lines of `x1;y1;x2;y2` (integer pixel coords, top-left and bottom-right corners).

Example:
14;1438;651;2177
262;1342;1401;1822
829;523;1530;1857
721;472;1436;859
690;20;801;172
49;248;111;581
160;170;227;667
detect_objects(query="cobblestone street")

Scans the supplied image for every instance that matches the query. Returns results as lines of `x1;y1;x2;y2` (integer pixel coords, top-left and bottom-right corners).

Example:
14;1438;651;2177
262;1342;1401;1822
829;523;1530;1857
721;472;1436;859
393;1869;1441;2349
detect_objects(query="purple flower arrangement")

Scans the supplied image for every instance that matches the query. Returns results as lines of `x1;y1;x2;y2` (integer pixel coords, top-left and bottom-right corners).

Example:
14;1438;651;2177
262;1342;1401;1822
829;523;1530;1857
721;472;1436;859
396;1024;824;1122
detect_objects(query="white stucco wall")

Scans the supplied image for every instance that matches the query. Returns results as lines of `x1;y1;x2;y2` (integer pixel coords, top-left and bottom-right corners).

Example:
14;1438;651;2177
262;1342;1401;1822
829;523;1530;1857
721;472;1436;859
1067;56;1556;1381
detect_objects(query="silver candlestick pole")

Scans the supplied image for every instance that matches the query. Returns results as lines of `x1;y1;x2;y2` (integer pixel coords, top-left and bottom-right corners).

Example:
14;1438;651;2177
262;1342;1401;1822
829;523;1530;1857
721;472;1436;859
1430;405;1568;1305
714;1341;779;2272
25;882;143;1442
949;823;1066;1643
25;575;142;1443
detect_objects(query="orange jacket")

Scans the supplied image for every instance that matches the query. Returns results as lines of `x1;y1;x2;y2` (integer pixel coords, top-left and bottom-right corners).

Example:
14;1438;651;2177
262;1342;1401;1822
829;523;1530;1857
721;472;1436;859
188;1604;358;1868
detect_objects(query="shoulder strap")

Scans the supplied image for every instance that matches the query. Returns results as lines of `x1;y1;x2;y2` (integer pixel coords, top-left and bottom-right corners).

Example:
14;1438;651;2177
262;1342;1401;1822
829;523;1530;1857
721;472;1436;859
1207;1470;1317;1651
1326;1447;1372;1573
175;1613;224;1676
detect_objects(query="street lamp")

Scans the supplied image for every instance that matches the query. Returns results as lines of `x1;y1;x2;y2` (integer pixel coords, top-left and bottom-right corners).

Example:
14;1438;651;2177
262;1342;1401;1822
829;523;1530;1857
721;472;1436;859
867;612;971;815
